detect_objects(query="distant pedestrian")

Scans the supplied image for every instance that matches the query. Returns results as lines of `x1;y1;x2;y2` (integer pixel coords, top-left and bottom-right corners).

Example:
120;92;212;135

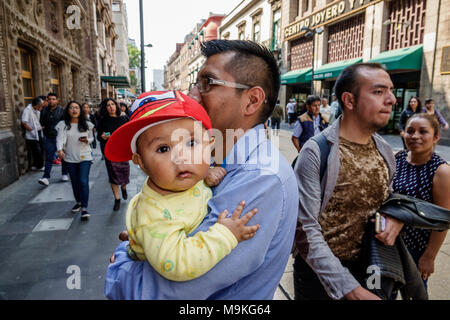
286;98;296;127
119;102;130;119
22;96;44;171
82;102;97;150
38;92;69;186
97;98;130;211
399;96;422;149
56;101;95;220
422;98;449;131
320;97;331;122
291;95;328;153
328;93;341;124
270;100;284;136
393;113;450;294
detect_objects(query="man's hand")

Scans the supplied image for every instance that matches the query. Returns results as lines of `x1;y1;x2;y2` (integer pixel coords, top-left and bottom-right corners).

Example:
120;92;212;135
344;286;381;300
217;200;260;242
375;214;404;246
204;167;227;187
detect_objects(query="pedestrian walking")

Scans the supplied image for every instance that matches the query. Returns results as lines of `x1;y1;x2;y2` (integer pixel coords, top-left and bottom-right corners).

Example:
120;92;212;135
38;92;69;186
392;113;450;294
22;96;44;171
320;97;331;122
270;100;284;136
56;101;95;220
292;62;404;300
422;98;449;131
286;98;296;128
399;96;422;149
97;98;130;211
328;93;341;125
291;95;328;153
82;102;97;150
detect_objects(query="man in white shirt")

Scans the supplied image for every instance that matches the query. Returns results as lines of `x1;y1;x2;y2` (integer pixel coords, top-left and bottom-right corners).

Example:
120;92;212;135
320;97;332;122
286;98;297;128
22;97;44;170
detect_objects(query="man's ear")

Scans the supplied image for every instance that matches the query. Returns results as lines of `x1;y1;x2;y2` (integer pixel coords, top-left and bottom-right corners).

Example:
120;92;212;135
243;86;266;117
341;92;356;111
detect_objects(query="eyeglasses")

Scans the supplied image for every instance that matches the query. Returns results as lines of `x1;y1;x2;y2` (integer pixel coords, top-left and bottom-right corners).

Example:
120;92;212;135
189;77;251;93
68;106;80;110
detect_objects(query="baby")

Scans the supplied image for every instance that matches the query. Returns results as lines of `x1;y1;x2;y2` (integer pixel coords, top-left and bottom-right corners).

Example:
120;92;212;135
105;91;259;281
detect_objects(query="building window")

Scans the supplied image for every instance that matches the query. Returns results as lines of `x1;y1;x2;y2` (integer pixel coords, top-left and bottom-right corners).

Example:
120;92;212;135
237;21;246;41
290;36;313;70
272;9;281;51
100;55;105;74
327;13;365;63
386;0;426;50
19;47;34;106
253;22;261;43
50;61;61;99
112;2;121;11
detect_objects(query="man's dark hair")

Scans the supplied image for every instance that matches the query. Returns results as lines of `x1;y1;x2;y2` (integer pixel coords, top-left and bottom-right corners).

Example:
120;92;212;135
47;92;58;98
306;95;321;106
38;95;47;101
333;62;386;110
201;40;280;123
425;98;434;104
32;96;43;107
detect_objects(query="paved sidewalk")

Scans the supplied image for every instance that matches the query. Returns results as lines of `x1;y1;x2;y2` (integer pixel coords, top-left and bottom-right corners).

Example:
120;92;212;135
272;128;450;300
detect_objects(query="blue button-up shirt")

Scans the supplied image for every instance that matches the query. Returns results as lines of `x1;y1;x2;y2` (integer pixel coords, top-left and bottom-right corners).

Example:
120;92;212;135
105;124;299;299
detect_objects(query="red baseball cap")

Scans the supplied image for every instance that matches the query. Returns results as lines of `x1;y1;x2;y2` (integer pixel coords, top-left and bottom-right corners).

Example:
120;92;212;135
105;91;212;162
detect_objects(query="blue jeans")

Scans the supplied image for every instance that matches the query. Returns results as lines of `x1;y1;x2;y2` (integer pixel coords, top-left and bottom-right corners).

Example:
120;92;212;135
43;136;68;179
66;161;92;209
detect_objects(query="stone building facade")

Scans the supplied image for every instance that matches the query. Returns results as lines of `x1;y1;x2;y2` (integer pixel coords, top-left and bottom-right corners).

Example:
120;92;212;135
280;0;450;143
0;0;118;189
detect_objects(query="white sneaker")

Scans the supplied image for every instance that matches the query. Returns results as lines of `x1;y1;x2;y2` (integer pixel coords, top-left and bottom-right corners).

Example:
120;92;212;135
38;178;49;186
61;175;69;182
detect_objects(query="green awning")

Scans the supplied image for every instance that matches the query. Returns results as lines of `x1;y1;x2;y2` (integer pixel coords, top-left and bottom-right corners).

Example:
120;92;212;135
313;58;363;80
100;76;130;88
280;68;312;85
117;88;135;98
368;45;423;71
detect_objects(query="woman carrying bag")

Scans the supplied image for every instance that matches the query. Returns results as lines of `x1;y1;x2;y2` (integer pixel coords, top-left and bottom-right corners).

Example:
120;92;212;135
392;113;450;292
56;101;95;220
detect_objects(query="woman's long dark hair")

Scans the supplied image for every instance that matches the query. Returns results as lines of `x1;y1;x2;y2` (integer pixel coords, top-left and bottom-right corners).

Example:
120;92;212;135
99;97;121;119
64;100;88;132
407;96;422;111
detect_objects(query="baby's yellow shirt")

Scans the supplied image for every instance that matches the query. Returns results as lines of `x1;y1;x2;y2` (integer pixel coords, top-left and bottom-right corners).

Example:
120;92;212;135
126;179;238;281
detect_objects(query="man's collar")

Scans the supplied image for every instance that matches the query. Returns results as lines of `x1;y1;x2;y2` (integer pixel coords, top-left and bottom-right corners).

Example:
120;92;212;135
220;124;266;171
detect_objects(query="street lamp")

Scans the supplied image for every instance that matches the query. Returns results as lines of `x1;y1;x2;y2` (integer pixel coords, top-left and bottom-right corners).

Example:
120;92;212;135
301;26;324;94
139;0;145;93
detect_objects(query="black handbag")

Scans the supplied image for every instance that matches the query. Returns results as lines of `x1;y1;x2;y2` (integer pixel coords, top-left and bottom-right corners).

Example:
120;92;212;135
378;193;450;231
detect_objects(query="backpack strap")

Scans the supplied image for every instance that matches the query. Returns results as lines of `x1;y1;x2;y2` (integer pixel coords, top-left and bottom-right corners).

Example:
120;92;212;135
310;133;330;182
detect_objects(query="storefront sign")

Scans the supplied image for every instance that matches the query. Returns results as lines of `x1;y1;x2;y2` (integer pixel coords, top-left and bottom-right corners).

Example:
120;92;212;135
284;0;382;40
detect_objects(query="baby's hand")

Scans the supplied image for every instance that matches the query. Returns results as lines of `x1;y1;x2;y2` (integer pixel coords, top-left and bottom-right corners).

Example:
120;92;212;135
204;167;227;187
218;200;259;242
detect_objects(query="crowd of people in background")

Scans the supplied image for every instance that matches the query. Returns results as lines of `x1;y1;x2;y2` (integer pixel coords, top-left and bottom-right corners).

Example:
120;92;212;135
21;92;134;220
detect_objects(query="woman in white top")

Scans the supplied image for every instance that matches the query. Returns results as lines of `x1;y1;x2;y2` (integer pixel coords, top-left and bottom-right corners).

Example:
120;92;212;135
56;101;94;220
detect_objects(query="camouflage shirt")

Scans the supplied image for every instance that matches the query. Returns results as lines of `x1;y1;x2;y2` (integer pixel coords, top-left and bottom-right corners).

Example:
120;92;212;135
319;137;390;261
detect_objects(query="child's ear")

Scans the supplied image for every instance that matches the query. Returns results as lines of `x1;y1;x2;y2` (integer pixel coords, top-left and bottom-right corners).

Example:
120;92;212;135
132;153;142;167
